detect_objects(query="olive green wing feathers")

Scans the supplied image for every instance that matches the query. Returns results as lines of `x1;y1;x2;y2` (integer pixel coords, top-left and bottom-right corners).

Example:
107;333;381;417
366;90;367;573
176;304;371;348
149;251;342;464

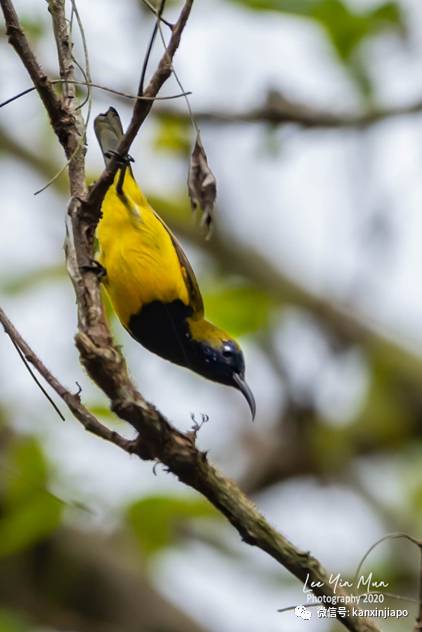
94;107;205;319
151;209;205;319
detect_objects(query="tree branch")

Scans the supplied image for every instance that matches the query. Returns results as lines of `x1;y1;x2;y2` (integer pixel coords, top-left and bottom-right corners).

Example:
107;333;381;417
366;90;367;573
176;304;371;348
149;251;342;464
155;90;422;129
84;0;194;218
0;305;133;452
48;0;76;107
6;126;422;498
150;196;422;391
0;305;378;632
0;2;380;630
0;0;73;148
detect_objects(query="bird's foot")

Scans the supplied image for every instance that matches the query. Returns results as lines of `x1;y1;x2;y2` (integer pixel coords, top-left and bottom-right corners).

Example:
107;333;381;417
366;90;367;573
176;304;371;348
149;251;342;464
186;412;210;443
80;260;107;279
104;149;134;166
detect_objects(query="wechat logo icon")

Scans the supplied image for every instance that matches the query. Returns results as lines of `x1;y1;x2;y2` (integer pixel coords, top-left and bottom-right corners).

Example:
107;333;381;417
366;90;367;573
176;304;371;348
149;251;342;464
295;605;312;620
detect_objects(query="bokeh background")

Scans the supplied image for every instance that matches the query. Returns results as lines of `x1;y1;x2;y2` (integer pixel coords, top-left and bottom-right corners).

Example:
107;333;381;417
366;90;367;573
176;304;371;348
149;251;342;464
1;0;422;630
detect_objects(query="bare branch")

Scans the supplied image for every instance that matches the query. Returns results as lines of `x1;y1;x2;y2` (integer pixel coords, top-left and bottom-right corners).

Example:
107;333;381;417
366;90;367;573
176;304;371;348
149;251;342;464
48;0;75;107
139;0;166;96
7;332;66;421
85;0;194;217
155;91;422;130
0;0;86;194
0;81;192;111
0;306;378;632
0;290;400;632
0;2;382;629
0;305;132;452
47;0;86;197
0;0;73;149
140;0;174;29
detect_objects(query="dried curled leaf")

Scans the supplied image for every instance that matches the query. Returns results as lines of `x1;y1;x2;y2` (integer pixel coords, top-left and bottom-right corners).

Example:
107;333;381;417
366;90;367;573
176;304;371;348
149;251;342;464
187;133;217;239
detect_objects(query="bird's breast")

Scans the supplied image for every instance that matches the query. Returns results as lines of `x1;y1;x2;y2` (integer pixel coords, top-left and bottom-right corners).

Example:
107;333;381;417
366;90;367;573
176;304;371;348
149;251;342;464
97;192;190;326
128;299;193;366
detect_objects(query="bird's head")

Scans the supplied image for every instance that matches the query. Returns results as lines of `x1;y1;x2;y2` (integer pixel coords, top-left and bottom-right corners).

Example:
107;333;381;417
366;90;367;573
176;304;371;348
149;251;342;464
186;318;256;419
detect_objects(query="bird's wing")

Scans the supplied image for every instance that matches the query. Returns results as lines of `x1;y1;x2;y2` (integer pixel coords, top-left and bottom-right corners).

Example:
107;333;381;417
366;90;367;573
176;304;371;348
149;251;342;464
151;209;205;319
94;107;205;318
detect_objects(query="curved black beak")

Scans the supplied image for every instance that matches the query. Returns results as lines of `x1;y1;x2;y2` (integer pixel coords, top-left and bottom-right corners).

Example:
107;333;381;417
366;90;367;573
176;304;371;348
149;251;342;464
233;373;256;421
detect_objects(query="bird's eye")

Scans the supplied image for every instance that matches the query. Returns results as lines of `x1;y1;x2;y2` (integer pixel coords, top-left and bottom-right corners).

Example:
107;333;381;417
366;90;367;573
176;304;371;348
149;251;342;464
222;348;233;358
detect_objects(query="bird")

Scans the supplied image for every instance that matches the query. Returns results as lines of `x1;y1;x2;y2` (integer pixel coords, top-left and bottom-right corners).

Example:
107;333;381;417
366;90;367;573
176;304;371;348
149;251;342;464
94;107;256;419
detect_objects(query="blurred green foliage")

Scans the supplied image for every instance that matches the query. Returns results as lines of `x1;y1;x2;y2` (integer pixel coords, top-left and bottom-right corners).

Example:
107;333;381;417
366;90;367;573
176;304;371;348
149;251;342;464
228;0;405;95
204;282;276;336
19;17;45;42
126;494;219;559
0;1;421;629
0;264;66;295
0;438;63;557
0;610;29;632
153;117;192;156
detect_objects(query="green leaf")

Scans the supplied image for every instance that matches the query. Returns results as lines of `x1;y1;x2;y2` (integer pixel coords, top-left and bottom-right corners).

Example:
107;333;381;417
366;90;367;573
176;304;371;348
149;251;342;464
0;438;63;557
370;2;404;30
310;1;404;63
126;494;218;558
354;363;411;443
0;609;29;632
228;0;316;15
204;282;275;336
3;438;49;507
0;493;62;558
227;0;405;95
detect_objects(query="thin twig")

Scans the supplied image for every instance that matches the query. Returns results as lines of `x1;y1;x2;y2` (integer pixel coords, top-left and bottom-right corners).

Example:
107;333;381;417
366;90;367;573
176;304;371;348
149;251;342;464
0;0;67;140
138;0;166;95
34;0;91;196
354;532;422;585
0;306;132;451
72;58;91;111
85;0;195;215
48;0;75;107
70;0;91;97
6;329;65;421
140;0;173;29
68;5;91;117
155;95;422;129
0;81;192;110
157;21;198;133
0;85;35;108
0;2;381;630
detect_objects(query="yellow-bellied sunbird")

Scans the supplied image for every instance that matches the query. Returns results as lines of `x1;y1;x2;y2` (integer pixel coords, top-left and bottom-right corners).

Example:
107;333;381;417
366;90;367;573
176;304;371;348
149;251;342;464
94;107;256;419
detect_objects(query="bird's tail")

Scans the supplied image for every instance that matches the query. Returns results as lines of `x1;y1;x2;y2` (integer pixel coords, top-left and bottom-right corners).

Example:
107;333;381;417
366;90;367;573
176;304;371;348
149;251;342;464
94;107;125;166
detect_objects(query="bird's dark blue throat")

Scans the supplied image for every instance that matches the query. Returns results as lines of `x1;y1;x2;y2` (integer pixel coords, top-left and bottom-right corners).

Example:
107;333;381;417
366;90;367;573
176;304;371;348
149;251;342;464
128;299;244;386
128;299;256;419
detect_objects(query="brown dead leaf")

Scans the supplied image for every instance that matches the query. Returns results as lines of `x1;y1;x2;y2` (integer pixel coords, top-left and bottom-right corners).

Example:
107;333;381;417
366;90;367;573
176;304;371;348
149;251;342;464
187;132;217;239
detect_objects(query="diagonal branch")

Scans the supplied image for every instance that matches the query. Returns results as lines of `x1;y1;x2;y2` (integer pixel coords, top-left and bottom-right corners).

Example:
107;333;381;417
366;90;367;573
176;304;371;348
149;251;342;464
0;305;132;453
84;0;194;218
0;2;380;630
0;306;378;632
0;0;72;148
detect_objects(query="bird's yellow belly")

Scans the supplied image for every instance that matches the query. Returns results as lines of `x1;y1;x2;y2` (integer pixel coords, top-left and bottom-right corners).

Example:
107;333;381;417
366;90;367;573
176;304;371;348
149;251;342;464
97;200;189;326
